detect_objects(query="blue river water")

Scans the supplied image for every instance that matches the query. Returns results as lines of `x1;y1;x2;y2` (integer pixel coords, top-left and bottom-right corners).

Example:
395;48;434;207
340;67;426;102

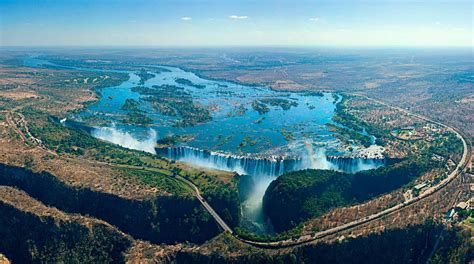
24;56;385;234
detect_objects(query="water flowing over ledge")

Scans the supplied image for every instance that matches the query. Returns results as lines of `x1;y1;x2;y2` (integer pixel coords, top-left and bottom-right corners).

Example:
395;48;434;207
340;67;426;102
156;146;386;177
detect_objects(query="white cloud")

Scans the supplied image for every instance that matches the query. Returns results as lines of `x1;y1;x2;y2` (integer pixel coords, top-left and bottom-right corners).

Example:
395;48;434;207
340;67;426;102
435;21;441;25
309;17;320;22
229;15;248;20
181;16;192;21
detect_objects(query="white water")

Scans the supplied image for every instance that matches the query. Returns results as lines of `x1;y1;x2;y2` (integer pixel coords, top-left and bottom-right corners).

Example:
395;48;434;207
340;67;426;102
92;126;158;154
161;145;385;233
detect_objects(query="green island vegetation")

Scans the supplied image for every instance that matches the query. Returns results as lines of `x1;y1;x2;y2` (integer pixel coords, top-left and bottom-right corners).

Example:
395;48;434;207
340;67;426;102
156;134;195;148
120;98;152;126
122;110;152;126
214;134;233;149
326;123;372;147
175;78;206;89
120;98;140;111
302;91;324;97
132;85;212;126
250;98;297;115
251;100;270;114
136;69;155;85
259;98;298;110
280;128;295;141
227;104;247;117
46;71;130;92
238;136;257;150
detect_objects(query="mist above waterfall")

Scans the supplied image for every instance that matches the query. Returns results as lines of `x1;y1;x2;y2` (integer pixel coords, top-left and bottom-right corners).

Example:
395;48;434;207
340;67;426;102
92;126;157;154
160;145;386;234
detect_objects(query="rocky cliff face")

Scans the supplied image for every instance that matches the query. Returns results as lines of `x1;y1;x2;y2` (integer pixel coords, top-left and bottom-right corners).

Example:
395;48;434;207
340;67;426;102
0;164;220;244
0;186;132;263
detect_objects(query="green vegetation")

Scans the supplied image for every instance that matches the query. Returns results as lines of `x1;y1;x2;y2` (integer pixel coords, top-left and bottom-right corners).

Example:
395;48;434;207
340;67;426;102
121;98;151;126
251;100;270;114
238;136;257;150
20;108;242;228
136;69;154;85
428;132;464;163
332;95;391;146
121;98;140;111
132;85;211;126
251;98;297;114
263;156;443;232
156;134;194;147
227;104;247;117
280;128;295;141
259;98;298;110
332;95;390;146
332;95;369;132
122;110;152;126
327;123;372;147
175;78;205;89
177;168;241;228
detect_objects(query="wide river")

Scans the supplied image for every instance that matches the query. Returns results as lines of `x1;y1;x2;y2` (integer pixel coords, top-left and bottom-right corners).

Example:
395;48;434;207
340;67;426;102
24;56;385;234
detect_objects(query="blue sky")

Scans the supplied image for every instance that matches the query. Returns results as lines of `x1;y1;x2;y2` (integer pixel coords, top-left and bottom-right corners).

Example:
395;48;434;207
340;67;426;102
1;0;472;46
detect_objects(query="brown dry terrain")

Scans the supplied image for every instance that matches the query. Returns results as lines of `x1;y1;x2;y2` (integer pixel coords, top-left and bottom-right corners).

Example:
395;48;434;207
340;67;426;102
0;50;471;263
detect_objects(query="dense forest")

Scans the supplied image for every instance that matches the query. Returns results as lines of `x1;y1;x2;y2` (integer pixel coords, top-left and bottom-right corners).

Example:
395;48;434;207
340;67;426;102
263;156;442;232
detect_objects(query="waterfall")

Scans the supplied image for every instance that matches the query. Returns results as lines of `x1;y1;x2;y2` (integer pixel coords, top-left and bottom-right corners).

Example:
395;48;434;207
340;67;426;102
157;146;386;176
157;146;301;177
156;145;386;234
325;156;386;173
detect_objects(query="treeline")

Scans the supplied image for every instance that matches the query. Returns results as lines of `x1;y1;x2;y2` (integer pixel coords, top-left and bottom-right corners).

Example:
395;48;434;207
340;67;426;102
263;156;442;232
